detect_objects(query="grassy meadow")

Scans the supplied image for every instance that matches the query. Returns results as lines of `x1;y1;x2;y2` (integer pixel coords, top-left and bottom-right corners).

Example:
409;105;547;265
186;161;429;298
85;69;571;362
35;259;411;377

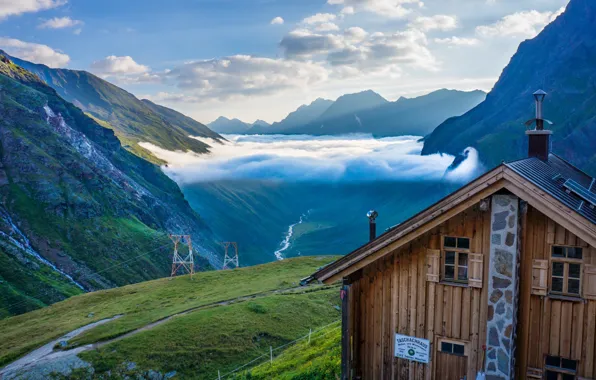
0;256;338;368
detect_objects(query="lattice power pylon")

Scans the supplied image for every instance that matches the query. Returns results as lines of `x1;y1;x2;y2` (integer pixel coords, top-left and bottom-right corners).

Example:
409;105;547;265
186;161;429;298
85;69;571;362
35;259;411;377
169;234;195;278
222;242;239;270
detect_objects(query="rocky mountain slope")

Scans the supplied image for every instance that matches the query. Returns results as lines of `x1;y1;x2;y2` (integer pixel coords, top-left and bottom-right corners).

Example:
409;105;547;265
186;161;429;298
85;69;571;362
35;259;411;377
0;56;218;317
422;0;596;174
2;52;222;163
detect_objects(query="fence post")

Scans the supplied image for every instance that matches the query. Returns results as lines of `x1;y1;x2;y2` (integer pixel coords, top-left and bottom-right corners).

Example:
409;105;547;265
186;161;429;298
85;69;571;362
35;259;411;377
308;328;312;344
218;370;221;380
270;346;273;365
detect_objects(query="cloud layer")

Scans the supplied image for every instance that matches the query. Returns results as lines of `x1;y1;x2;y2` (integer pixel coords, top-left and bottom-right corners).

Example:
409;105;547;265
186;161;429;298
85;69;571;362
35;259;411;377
0;37;69;67
139;134;480;184
159;55;328;100
476;7;565;38
0;0;65;20
38;16;82;29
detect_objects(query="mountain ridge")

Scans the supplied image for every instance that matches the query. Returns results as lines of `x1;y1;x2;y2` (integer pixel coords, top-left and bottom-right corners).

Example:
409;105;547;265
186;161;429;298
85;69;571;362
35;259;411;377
210;89;485;136
278;88;486;136
1;51;222;162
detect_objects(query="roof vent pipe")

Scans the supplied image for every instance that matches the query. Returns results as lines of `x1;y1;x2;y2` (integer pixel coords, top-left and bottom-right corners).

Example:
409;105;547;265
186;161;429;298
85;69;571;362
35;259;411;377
525;90;553;161
367;210;378;242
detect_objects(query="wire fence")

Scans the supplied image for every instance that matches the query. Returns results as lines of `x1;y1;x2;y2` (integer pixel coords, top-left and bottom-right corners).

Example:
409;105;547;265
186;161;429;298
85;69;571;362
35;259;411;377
215;319;341;379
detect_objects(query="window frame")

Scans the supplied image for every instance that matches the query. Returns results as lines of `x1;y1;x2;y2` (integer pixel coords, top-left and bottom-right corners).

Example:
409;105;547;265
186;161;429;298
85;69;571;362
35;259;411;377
549;245;583;297
436;337;470;357
441;236;471;285
544;355;577;379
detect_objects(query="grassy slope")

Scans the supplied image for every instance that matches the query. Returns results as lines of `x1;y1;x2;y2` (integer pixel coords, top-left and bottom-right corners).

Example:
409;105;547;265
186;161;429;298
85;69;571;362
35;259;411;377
81;288;339;379
240;322;341;380
0;256;337;367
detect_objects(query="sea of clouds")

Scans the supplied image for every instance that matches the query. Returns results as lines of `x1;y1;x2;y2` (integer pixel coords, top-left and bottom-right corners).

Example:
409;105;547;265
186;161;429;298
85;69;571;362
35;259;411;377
139;134;481;184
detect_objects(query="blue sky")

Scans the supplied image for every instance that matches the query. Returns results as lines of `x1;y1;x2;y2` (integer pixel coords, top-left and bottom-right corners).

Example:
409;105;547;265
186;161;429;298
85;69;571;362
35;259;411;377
0;0;569;123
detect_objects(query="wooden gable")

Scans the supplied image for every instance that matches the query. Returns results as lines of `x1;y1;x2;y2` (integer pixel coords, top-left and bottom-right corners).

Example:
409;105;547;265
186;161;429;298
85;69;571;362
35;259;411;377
311;165;596;284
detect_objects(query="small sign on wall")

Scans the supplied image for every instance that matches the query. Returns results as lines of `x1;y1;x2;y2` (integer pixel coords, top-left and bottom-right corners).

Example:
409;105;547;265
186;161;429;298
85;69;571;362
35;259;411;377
394;334;430;364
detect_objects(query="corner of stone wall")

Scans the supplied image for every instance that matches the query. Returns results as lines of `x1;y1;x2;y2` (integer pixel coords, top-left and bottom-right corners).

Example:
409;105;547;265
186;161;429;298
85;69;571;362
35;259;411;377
485;194;520;379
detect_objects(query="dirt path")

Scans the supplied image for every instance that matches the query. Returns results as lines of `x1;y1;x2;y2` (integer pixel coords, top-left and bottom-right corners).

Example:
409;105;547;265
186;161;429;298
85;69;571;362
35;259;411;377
0;315;123;379
0;285;326;379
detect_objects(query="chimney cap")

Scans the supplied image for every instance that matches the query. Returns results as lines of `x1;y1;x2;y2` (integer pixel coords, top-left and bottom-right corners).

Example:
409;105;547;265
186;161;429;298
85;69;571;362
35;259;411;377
533;89;547;102
367;210;378;221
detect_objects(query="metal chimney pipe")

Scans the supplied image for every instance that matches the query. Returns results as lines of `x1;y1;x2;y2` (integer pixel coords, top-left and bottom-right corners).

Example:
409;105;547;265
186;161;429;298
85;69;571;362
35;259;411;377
527;90;551;160
533;90;547;131
367;210;378;242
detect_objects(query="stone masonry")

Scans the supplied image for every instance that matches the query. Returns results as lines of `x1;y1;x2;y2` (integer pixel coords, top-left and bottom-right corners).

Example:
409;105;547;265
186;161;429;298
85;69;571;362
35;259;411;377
485;194;519;379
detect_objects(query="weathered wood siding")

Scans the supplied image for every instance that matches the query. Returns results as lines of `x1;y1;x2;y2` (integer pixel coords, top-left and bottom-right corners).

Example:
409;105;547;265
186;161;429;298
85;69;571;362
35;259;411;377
348;203;490;379
517;205;596;379
347;201;596;379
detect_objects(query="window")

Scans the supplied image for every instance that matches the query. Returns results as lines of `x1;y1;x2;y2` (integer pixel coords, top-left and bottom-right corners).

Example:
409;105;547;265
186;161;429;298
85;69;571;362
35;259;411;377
550;246;583;296
437;338;468;357
545;355;577;380
440;341;465;356
442;236;471;283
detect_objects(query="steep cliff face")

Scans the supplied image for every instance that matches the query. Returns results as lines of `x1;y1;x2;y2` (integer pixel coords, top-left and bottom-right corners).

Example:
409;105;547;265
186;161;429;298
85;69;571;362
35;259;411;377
422;0;596;174
2;52;222;163
0;58;218;317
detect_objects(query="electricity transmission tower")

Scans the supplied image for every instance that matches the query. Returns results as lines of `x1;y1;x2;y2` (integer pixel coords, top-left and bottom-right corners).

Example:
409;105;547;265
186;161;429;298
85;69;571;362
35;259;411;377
222;242;239;270
169;234;195;278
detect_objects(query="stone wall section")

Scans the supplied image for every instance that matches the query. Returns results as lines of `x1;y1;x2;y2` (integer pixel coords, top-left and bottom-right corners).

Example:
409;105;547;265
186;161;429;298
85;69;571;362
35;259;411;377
485;194;519;379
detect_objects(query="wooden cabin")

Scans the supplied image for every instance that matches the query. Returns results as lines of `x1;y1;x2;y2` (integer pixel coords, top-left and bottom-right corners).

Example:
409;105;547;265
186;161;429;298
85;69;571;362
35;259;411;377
308;93;596;380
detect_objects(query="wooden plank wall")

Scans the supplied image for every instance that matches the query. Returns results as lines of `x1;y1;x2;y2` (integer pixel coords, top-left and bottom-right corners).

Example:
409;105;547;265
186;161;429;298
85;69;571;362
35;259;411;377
517;205;596;378
348;204;490;379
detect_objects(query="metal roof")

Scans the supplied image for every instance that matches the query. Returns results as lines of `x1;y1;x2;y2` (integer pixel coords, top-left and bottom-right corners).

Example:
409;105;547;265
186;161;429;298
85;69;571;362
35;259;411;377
506;154;596;224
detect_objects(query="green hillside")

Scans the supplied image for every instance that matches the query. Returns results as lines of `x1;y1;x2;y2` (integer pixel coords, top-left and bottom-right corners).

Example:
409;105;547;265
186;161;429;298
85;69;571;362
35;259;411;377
0;55;219;318
239;321;341;379
0;257;340;379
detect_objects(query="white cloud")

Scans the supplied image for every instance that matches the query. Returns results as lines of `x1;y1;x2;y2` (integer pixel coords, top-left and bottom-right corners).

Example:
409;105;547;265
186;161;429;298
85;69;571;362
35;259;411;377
299;13;340;32
270;16;284;25
409;15;458;31
140;134;479;184
0;37;69;67
344;27;368;43
161;55;329;100
341;6;355;15
313;22;340;32
0;0;66;20
90;55;150;76
38;16;83;29
327;0;423;18
303;13;336;24
280;29;344;58
327;29;438;72
476;8;564;39
434;36;480;46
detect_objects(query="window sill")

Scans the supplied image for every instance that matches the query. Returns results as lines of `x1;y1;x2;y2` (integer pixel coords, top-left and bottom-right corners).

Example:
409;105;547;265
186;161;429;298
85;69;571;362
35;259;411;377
547;293;584;303
439;281;468;288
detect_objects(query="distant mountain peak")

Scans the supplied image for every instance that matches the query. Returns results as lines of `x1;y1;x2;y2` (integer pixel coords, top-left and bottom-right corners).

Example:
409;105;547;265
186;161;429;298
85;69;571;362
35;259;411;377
252;119;270;127
318;89;388;121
